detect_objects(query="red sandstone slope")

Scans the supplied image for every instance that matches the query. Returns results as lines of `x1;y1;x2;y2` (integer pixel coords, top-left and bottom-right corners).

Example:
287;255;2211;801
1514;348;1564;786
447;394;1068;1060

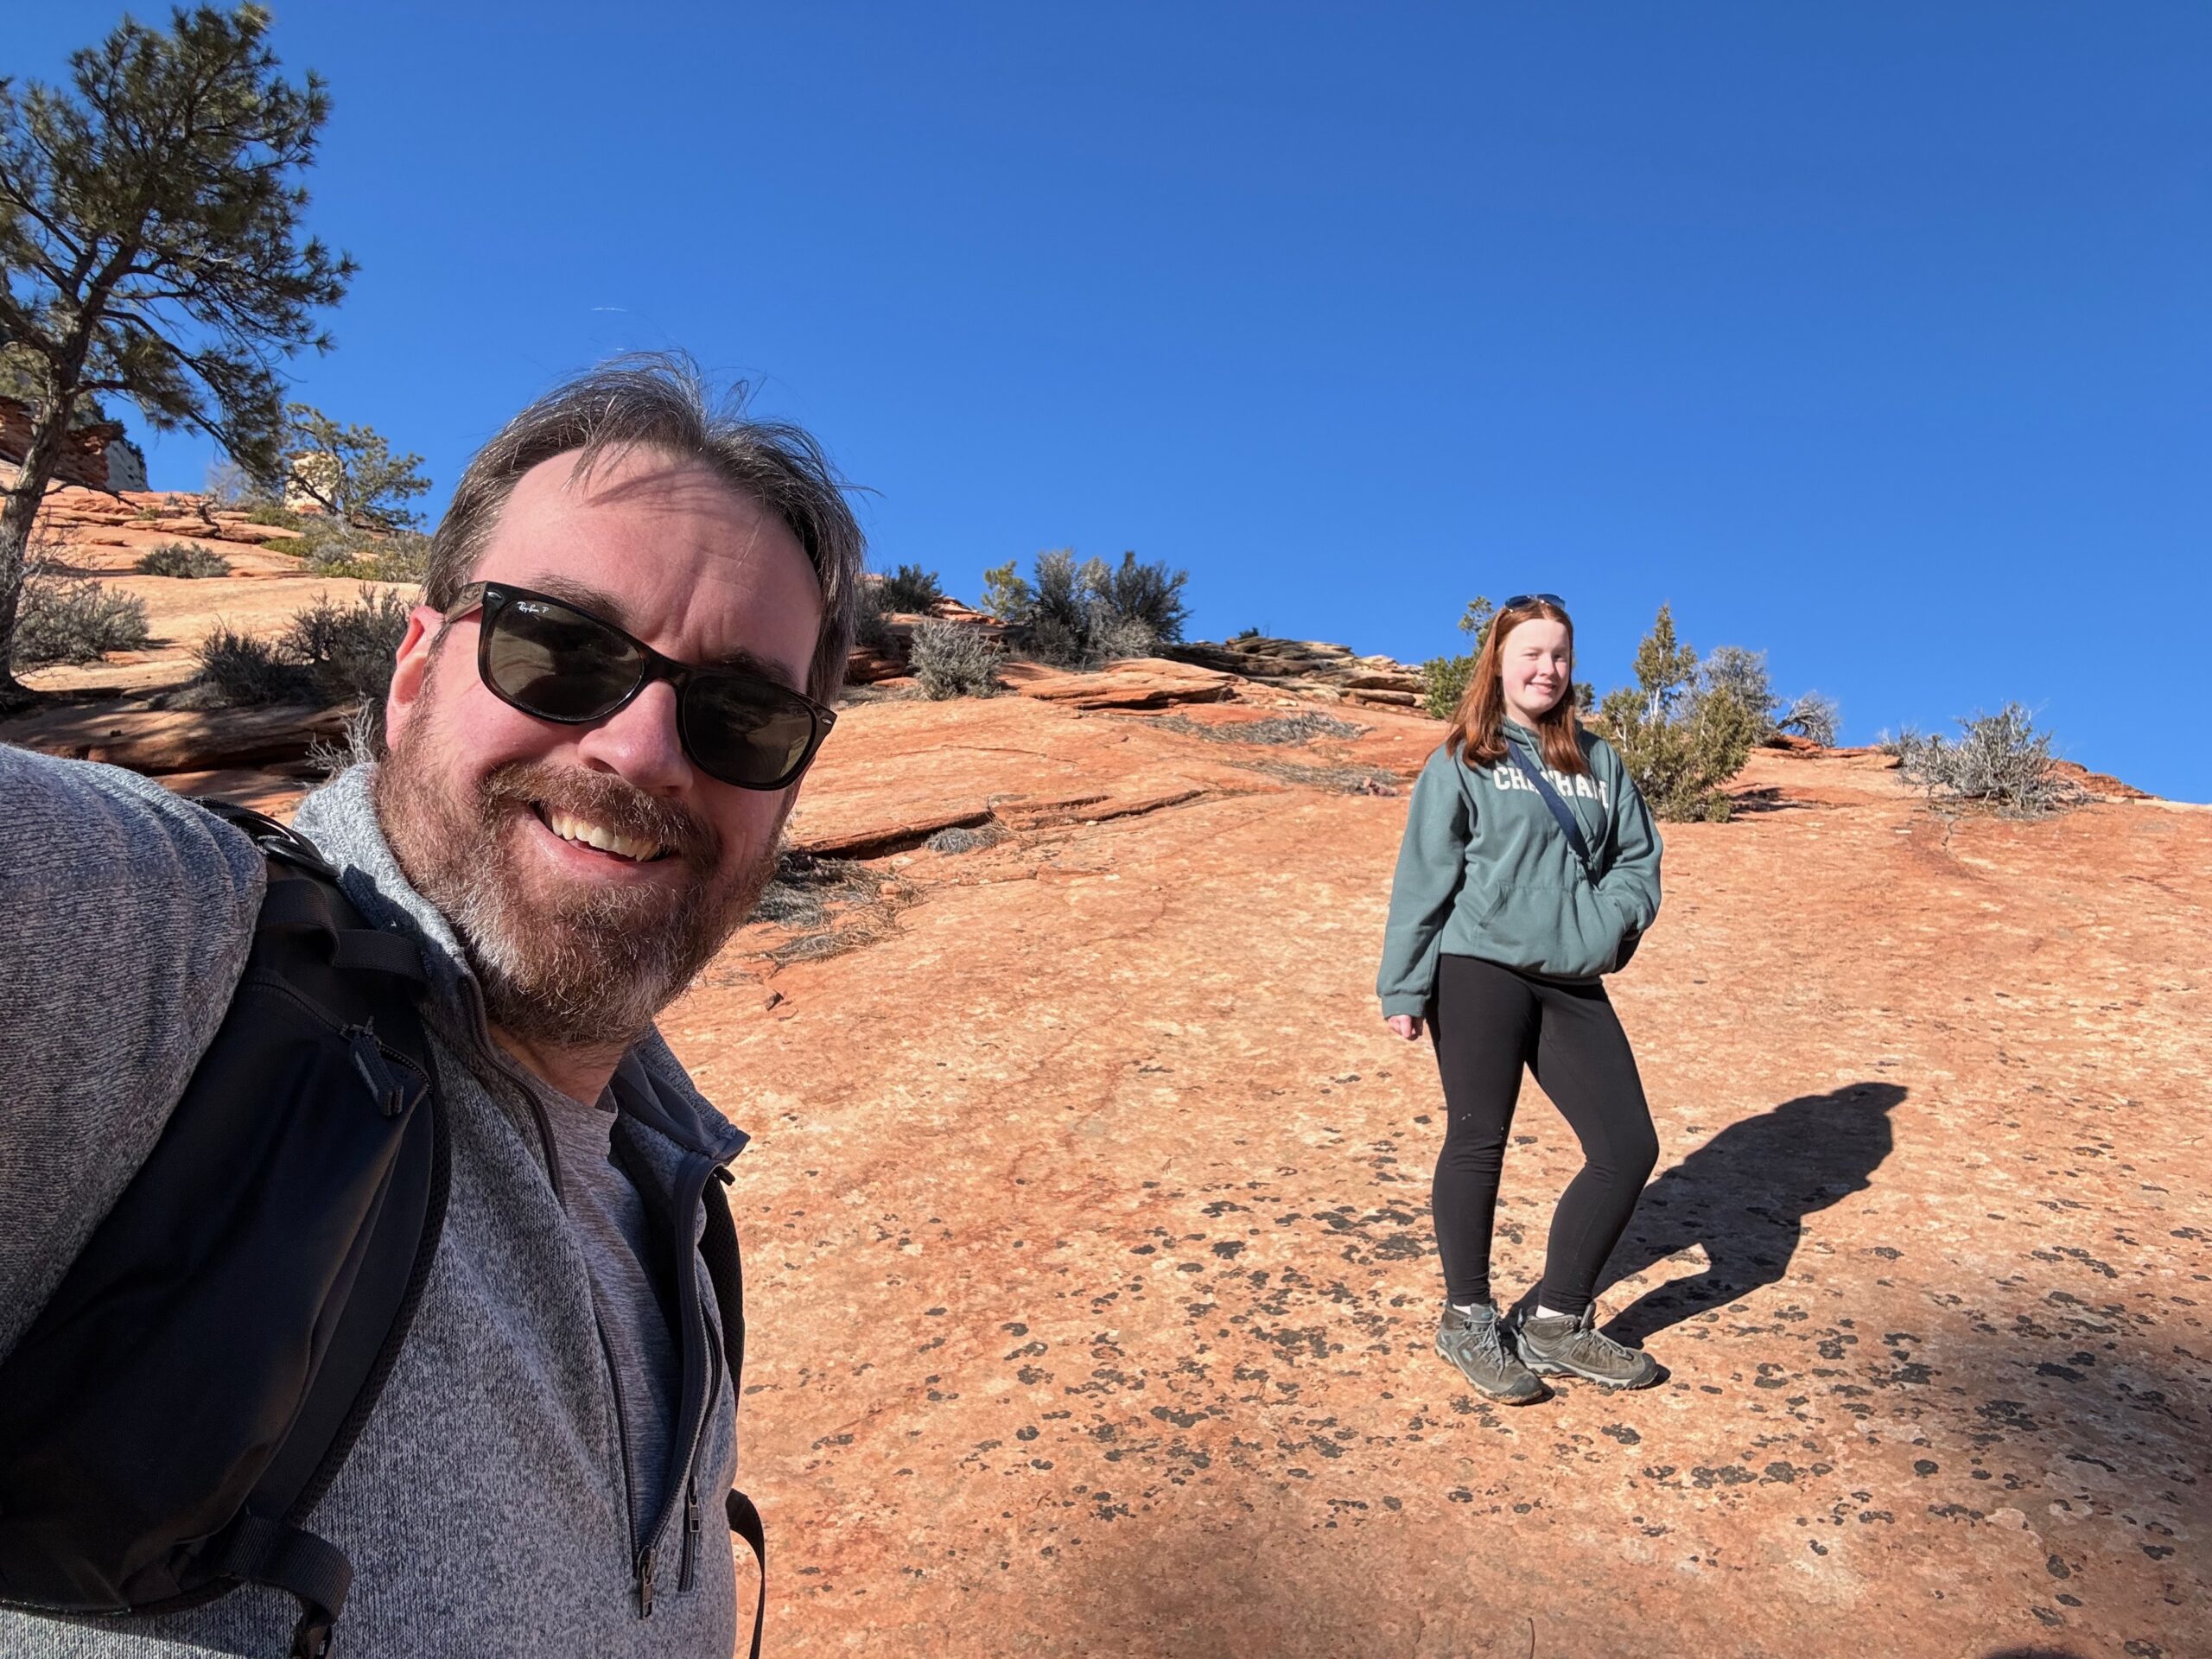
664;699;2206;1659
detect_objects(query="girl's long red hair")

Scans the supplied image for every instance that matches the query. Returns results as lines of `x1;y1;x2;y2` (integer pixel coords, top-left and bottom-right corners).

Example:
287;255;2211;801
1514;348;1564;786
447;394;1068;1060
1446;598;1590;776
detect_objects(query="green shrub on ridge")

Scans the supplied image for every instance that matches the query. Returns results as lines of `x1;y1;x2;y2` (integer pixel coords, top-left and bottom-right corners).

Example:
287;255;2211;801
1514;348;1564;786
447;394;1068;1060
136;541;232;579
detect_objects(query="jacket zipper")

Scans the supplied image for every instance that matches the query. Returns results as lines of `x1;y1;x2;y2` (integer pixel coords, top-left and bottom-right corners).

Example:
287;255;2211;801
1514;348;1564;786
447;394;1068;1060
677;1289;725;1592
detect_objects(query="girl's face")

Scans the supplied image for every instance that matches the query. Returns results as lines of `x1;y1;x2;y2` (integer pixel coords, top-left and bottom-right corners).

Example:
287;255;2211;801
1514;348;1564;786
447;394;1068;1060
1499;618;1573;722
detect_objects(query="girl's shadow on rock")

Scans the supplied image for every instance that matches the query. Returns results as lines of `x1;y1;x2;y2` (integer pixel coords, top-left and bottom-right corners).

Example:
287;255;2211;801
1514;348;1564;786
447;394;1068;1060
1585;1081;1906;1347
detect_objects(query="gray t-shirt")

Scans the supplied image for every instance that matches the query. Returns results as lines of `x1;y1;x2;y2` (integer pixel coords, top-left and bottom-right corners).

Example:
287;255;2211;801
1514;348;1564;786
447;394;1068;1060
537;1077;680;1536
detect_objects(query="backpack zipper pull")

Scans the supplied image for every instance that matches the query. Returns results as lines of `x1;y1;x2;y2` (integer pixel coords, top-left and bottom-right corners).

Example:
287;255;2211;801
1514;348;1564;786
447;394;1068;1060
678;1477;702;1592
635;1547;656;1618
346;1024;405;1117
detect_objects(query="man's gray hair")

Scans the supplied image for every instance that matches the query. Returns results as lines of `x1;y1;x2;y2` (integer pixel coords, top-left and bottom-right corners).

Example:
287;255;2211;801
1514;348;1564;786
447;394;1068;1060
423;354;865;702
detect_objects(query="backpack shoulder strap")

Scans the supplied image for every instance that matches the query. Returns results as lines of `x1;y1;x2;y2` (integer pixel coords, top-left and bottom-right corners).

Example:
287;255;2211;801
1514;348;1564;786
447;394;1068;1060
701;1173;766;1659
200;799;429;982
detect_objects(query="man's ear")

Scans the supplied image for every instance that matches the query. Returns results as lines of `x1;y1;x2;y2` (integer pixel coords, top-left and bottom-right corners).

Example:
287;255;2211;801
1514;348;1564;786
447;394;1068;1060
382;607;445;751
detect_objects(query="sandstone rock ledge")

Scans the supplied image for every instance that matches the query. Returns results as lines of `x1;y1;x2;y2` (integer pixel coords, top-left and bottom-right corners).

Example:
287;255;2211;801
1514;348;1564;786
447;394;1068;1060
1166;635;1428;709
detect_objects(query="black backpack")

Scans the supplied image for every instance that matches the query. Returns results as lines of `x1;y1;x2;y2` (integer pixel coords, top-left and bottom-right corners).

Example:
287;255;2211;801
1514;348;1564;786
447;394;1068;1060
0;804;764;1658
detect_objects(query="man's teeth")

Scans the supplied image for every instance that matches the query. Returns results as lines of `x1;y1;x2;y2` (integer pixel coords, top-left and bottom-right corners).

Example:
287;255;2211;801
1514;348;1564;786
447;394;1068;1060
541;806;662;861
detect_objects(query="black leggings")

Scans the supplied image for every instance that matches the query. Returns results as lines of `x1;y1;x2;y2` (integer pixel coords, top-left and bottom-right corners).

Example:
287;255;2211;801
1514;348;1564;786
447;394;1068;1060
1427;954;1659;1316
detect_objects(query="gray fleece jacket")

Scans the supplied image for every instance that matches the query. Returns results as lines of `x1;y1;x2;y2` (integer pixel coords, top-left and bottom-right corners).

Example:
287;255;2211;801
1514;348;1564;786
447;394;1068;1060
0;747;747;1656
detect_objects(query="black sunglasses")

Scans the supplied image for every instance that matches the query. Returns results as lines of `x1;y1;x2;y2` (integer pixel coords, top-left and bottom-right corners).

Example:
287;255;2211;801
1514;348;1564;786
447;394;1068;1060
1500;592;1567;613
441;582;836;791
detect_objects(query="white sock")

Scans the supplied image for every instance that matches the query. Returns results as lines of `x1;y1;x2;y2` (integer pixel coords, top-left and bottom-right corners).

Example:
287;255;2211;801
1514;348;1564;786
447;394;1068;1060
1535;1303;1576;1321
1451;1300;1488;1315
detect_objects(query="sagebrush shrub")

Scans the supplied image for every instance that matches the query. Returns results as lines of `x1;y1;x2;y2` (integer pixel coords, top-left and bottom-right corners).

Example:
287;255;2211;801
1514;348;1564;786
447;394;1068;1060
135;541;232;578
910;619;1003;699
1592;604;1761;822
11;575;151;666
193;626;309;704
299;524;429;583
282;590;411;710
1702;645;1840;747
1896;704;2077;816
185;593;409;731
877;563;945;613
1089;550;1188;642
981;547;1189;668
1088;614;1160;663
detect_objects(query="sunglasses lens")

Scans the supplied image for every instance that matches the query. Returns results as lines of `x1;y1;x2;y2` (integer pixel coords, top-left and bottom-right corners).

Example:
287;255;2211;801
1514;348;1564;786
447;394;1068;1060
483;595;643;719
682;675;822;788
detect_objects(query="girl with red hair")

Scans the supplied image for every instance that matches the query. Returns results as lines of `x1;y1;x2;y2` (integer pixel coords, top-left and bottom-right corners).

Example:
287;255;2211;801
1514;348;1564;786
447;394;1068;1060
1376;595;1664;1400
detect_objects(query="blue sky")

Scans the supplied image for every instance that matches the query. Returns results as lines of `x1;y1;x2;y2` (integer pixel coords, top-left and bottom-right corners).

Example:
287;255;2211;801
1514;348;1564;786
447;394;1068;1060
24;3;2212;798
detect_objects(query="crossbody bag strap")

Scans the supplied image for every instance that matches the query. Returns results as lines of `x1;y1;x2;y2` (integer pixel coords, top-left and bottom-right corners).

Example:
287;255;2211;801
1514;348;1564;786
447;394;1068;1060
1503;742;1597;875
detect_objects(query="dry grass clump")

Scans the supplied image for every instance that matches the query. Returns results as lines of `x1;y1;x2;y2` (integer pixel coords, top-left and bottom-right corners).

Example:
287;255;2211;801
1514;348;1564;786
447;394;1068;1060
748;849;918;963
911;619;1004;700
10;575;151;666
135;541;232;578
925;822;1008;855
749;852;887;930
1234;756;1402;796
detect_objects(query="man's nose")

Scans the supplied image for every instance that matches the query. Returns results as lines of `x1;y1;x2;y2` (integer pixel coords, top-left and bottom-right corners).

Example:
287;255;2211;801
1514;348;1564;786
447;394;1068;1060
572;678;692;796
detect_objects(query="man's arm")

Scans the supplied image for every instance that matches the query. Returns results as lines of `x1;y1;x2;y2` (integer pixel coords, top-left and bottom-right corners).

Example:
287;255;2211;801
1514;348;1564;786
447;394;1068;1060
0;747;265;1357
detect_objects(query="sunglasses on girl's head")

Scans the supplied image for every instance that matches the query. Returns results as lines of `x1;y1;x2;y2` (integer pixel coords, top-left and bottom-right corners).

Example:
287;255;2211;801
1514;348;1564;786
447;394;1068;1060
441;582;836;791
1500;592;1567;613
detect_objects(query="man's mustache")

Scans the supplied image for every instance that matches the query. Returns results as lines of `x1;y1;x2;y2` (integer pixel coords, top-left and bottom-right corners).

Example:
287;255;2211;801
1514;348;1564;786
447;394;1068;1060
478;761;723;874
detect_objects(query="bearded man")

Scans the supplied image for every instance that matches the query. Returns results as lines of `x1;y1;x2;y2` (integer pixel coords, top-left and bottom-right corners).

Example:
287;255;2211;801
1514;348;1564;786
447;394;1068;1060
0;357;864;1656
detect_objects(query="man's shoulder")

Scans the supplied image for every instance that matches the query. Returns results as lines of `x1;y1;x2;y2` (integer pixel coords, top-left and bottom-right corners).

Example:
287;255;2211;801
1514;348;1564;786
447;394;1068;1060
0;745;266;915
0;749;271;1360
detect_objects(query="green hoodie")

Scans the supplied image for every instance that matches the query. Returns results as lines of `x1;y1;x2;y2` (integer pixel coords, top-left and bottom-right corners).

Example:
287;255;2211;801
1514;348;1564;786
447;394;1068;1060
1376;722;1662;1013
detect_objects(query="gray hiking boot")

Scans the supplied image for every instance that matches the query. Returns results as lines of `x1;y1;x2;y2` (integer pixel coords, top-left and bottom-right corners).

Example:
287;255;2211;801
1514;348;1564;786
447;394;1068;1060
1435;1301;1546;1404
1514;1306;1660;1389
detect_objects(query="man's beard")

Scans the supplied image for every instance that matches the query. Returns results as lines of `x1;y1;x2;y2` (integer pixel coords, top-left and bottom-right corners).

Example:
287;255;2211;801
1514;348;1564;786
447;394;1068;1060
376;722;779;1064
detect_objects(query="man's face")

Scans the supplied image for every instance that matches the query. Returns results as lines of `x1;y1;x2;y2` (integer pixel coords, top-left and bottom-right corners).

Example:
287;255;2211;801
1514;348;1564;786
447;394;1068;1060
376;446;823;1063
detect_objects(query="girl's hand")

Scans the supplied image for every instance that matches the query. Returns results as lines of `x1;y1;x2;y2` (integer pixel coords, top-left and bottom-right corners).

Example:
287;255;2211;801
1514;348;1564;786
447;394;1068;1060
1386;1014;1424;1041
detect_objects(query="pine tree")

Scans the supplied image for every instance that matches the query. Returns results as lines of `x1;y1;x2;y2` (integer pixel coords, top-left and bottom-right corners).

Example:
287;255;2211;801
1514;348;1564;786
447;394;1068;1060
281;404;429;531
1594;603;1761;822
0;4;352;703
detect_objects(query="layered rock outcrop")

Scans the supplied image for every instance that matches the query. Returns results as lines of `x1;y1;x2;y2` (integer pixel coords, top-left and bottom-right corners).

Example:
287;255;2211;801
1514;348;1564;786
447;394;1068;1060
1165;634;1428;709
